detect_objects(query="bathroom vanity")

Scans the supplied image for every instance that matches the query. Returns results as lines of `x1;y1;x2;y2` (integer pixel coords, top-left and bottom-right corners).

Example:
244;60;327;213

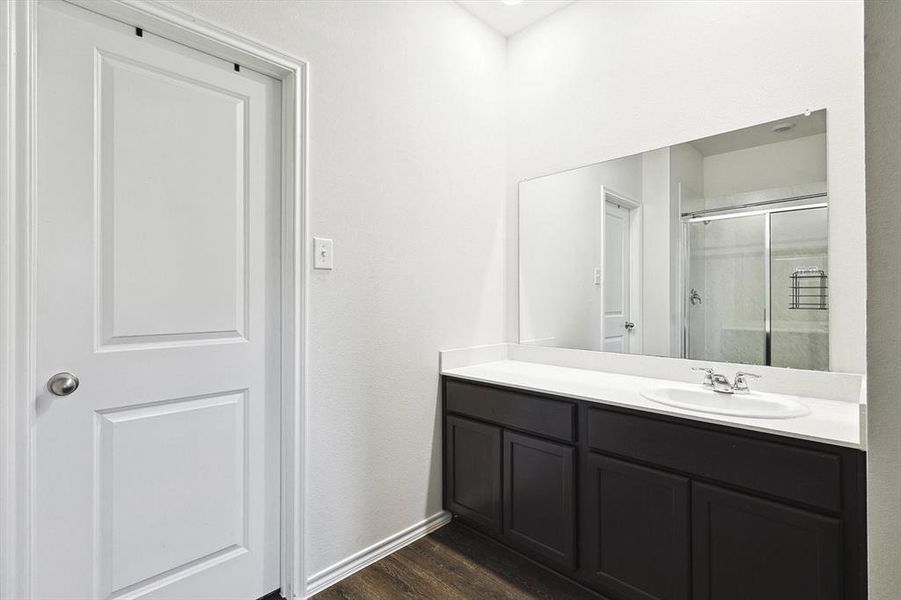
441;351;866;600
446;107;869;600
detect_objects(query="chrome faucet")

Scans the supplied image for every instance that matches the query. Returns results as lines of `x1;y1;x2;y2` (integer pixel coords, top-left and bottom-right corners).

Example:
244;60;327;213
691;367;714;387
691;367;761;394
732;371;761;394
710;373;735;393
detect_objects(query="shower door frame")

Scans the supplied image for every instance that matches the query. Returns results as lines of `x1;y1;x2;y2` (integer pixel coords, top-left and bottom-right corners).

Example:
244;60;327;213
680;193;828;365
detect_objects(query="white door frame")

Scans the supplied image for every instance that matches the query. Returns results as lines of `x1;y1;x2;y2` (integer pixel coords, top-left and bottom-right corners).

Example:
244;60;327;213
599;186;642;354
0;1;308;598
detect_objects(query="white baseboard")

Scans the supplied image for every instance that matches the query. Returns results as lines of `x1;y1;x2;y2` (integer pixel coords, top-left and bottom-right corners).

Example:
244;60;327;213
303;511;452;598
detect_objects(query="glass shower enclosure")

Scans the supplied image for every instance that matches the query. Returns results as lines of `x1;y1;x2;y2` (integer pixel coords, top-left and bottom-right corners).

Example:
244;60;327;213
682;195;828;370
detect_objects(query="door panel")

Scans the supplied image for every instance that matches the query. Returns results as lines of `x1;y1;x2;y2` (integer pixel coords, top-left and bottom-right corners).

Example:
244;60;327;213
692;483;842;600
503;431;576;570
97;52;249;346
445;416;503;533
603;201;631;352
96;392;247;592
583;453;690;600
34;3;280;599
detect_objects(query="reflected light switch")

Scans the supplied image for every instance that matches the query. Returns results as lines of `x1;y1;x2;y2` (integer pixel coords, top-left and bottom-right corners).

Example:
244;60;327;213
314;237;333;270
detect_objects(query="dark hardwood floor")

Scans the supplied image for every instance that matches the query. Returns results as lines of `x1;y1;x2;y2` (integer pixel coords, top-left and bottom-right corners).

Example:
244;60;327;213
311;520;599;599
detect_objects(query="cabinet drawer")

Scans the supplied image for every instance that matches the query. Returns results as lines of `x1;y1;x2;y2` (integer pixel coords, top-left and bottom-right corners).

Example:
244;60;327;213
587;408;842;512
445;378;576;442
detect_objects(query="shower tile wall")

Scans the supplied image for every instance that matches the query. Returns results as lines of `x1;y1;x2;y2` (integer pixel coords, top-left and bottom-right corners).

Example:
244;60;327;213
771;207;829;370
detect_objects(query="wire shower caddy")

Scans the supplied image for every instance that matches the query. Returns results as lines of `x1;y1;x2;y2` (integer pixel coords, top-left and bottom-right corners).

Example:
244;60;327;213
789;267;828;310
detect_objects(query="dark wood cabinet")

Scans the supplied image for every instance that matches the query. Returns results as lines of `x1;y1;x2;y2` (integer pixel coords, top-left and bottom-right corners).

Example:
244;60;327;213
442;376;866;600
583;454;690;600
587;408;842;512
503;431;576;570
692;482;843;600
445;415;502;533
445;378;577;442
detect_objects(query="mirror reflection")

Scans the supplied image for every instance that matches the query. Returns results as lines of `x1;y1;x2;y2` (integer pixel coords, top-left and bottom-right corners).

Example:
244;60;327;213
519;110;829;370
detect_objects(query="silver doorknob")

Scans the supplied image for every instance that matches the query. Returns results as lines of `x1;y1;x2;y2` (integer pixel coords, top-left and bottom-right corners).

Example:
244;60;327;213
624;321;635;331
47;372;79;397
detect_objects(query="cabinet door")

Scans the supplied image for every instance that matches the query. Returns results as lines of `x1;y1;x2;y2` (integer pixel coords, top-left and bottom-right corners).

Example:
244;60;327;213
445;415;502;533
583;453;690;600
503;431;576;570
693;483;842;600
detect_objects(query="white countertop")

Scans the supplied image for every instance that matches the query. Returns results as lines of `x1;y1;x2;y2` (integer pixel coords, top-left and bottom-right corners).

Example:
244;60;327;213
442;359;863;449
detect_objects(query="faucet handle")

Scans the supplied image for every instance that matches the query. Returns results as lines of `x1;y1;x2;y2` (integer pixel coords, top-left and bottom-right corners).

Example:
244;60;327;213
733;371;761;393
691;367;715;387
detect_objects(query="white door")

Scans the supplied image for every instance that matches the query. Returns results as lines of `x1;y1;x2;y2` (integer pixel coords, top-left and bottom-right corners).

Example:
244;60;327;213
33;3;280;599
603;202;632;352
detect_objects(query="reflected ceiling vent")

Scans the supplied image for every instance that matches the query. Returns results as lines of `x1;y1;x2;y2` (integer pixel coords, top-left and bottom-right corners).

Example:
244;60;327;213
772;122;796;134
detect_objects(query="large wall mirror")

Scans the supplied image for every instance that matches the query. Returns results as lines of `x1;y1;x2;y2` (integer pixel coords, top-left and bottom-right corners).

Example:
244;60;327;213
519;110;829;371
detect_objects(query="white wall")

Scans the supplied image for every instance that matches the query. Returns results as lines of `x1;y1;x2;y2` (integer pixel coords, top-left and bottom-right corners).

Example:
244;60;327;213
506;0;866;374
160;0;508;585
703;133;827;200
865;1;901;597
672;142;705;216
640;148;672;356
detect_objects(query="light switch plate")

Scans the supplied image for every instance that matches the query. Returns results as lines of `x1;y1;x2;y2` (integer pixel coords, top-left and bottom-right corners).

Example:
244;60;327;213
314;237;333;270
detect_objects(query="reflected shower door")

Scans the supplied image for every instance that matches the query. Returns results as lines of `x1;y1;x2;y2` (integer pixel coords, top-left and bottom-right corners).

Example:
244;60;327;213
771;207;829;370
686;214;766;365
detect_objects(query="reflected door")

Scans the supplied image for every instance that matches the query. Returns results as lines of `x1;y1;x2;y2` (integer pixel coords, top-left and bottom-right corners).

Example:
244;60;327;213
33;3;280;599
686;215;766;364
603;202;631;352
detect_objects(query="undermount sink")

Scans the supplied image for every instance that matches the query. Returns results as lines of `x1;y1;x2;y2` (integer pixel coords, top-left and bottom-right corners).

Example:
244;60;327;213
640;386;811;419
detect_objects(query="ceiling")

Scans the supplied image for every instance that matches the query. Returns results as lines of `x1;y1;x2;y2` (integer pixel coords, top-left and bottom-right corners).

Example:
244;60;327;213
689;110;828;156
455;1;575;38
